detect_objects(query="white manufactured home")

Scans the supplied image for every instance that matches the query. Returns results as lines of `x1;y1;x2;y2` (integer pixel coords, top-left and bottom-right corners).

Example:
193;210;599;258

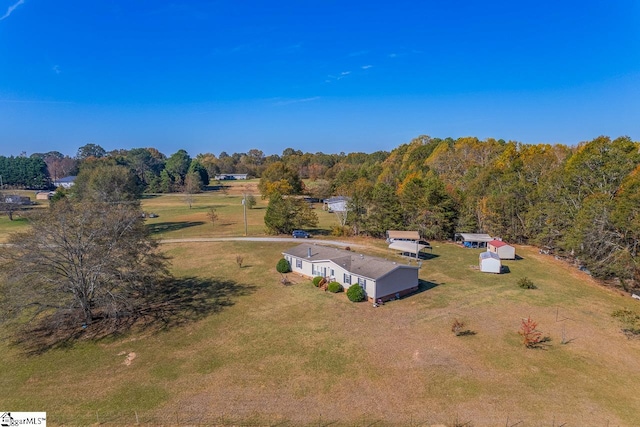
283;244;419;302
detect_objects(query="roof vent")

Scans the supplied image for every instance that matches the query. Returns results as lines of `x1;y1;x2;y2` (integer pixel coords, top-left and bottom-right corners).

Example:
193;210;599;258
307;248;312;258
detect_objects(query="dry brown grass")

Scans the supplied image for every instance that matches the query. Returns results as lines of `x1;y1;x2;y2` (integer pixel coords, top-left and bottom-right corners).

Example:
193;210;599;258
3;202;640;425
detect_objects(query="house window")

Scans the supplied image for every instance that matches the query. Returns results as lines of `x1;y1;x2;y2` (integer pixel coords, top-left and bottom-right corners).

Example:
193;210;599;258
296;259;302;269
343;274;351;284
358;277;366;287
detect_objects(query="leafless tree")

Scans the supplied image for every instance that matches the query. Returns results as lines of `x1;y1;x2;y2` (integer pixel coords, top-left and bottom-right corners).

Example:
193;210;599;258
0;200;170;326
207;207;219;228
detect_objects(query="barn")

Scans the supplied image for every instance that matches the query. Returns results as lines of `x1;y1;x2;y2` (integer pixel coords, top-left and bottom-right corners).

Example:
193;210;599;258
479;251;502;274
488;240;516;260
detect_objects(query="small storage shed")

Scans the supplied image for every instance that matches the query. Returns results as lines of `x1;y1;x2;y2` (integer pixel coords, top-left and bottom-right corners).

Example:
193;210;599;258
488;240;515;260
35;191;53;200
479;251;502;273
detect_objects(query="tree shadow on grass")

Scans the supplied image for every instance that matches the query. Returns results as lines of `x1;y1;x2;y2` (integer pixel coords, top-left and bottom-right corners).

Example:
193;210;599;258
146;221;205;235
13;277;255;355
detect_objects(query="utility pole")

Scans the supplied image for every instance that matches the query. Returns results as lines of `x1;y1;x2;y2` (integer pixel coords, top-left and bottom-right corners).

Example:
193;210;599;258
242;193;248;236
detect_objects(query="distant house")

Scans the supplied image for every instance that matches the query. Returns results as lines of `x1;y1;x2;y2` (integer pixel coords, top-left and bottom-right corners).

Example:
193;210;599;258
488;239;516;260
53;176;76;189
455;233;493;249
214;174;248;180
479;251;502;273
323;196;349;213
2;194;31;205
283;243;419;302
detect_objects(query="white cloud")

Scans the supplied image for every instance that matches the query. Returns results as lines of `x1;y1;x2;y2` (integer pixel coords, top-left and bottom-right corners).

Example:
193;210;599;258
325;71;353;83
0;0;25;21
361;65;373;70
52;65;61;74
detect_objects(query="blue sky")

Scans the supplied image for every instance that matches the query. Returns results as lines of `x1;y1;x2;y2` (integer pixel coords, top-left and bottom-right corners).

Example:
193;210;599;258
1;1;639;158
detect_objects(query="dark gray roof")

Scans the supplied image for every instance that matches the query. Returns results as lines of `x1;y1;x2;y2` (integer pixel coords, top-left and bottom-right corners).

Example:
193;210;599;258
283;243;417;280
480;251;501;260
456;233;493;242
324;196;349;203
54;176;77;183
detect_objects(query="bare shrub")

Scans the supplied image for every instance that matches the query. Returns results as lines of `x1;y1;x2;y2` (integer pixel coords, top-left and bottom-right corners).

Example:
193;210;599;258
451;318;476;336
518;316;550;349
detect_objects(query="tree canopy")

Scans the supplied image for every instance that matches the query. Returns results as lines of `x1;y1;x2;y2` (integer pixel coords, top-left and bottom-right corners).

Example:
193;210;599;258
13;133;640;289
0;199;170;327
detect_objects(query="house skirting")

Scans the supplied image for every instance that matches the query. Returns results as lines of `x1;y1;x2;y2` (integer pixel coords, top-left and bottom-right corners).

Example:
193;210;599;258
369;286;418;303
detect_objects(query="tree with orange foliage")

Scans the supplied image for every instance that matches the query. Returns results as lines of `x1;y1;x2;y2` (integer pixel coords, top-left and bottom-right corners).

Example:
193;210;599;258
519;316;546;349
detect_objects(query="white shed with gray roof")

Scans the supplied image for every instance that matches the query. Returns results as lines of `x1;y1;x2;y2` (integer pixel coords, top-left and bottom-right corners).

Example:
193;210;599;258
282;244;419;302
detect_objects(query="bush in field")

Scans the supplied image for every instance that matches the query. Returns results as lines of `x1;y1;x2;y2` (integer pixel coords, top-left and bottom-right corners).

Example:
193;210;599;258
347;284;365;302
451;319;465;336
612;309;640;338
312;276;324;287
518;277;537;289
276;258;291;273
451;318;476;336
327;282;343;293
519;316;549;349
331;225;352;237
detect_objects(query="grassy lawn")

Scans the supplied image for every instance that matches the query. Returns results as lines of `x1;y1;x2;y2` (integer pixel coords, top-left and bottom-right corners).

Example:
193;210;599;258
2;189;640;425
0;190;49;242
142;180;340;239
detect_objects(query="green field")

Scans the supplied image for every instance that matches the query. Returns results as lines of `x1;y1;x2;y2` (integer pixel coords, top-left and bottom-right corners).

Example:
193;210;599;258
2;186;640;426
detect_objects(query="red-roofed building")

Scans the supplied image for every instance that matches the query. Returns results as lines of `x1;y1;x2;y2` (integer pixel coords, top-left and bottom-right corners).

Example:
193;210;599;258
488;239;516;260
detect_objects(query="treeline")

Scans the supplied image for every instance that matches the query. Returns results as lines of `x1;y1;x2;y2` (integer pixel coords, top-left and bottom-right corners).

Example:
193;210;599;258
254;135;639;287
5;135;640;287
276;135;638;288
0;156;50;189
